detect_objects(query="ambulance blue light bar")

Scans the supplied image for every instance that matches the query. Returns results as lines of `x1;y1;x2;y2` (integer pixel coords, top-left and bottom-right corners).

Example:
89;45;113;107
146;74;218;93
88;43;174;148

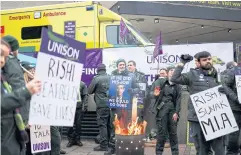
86;6;94;11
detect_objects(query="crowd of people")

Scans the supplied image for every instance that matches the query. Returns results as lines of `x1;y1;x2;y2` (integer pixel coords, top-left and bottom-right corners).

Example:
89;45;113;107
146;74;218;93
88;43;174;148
1;34;241;155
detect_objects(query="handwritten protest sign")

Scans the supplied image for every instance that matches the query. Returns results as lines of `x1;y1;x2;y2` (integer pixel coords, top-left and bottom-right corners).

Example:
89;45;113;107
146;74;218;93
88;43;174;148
190;86;238;141
28;28;85;126
30;125;51;154
108;75;132;109
235;67;241;103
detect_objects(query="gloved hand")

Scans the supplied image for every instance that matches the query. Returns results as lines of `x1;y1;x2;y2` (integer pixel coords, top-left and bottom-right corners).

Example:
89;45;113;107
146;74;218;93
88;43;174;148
218;87;226;94
180;54;193;64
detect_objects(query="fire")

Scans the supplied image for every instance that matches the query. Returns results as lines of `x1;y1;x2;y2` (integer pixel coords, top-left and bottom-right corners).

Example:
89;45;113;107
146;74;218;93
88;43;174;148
113;114;145;135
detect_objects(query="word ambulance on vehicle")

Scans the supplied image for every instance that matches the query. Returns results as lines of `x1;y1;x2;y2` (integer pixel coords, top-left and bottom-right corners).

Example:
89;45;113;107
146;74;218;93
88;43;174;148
0;1;153;52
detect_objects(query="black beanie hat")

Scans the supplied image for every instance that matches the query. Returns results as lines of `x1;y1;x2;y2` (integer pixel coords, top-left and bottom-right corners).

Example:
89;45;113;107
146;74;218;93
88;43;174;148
196;51;211;61
2;35;19;52
116;58;126;67
97;63;106;72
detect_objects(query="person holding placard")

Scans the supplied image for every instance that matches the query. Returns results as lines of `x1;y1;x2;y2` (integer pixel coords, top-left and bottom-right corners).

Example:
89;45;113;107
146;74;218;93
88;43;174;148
190;53;213;155
1;39;42;155
171;51;225;155
21;61;36;155
220;61;241;155
152;66;181;155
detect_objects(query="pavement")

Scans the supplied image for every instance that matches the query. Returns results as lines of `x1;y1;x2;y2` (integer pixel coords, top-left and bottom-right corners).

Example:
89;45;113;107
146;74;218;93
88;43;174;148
61;139;197;155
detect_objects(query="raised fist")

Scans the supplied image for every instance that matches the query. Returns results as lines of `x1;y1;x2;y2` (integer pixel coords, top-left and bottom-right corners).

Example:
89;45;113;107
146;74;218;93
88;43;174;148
180;54;193;64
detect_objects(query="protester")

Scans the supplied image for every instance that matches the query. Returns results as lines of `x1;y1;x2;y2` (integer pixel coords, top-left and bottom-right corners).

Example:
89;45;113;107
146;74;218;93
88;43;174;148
220;61;241;154
67;81;88;147
151;66;181;155
88;64;111;152
147;68;169;146
127;60;147;83
1;39;41;155
192;53;213;155
21;61;36;155
3;35;30;126
171;51;225;155
20;61;65;155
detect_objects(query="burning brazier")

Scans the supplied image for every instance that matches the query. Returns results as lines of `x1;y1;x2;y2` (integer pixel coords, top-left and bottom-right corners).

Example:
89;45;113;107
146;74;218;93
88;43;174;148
113;95;146;155
115;134;145;155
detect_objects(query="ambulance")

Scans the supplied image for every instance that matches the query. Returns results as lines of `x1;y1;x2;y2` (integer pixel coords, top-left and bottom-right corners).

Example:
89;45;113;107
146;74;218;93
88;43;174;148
0;1;154;52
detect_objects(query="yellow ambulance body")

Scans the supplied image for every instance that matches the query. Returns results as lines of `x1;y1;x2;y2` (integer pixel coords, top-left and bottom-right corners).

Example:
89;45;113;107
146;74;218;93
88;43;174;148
0;1;153;52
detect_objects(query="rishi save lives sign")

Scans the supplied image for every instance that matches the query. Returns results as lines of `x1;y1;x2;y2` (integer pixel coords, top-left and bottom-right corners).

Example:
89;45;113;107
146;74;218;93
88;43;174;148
28;28;85;126
190;86;239;141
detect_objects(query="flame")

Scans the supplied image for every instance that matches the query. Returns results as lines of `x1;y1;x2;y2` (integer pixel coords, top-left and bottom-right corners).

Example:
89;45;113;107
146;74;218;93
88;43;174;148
113;114;145;135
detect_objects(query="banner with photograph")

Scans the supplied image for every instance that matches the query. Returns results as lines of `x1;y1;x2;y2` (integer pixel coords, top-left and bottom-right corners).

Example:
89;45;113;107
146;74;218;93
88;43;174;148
108;75;132;109
103;43;233;85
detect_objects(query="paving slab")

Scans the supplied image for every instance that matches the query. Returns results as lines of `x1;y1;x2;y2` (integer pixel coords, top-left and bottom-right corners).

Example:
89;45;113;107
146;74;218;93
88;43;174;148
61;139;196;155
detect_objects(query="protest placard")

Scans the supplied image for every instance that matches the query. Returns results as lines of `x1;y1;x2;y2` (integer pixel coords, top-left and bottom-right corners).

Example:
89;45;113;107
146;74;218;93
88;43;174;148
28;28;85;126
30;125;51;154
108;75;132;109
235;67;241;103
190;85;239;141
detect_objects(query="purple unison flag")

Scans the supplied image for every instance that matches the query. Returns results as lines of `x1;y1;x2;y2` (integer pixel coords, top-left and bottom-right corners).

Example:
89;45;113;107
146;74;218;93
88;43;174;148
119;18;129;40
153;32;163;58
82;49;103;86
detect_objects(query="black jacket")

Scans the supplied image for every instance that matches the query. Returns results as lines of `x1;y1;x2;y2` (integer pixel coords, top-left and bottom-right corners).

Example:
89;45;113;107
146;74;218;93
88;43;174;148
88;70;110;108
171;66;219;122
150;78;181;117
220;67;241;111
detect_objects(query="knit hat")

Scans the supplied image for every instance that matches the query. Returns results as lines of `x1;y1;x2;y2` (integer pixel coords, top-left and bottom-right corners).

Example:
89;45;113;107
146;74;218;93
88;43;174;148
21;61;35;71
116;58;126;67
97;63;106;72
2;35;19;52
167;66;175;72
196;51;211;61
